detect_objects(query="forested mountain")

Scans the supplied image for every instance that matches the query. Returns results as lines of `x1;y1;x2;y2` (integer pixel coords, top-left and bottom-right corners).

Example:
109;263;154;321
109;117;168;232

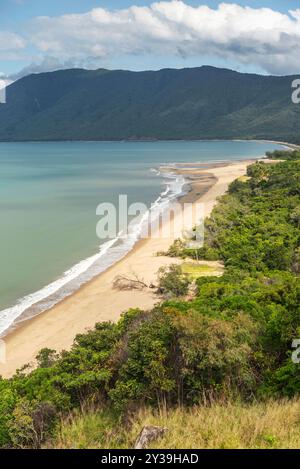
0;66;299;142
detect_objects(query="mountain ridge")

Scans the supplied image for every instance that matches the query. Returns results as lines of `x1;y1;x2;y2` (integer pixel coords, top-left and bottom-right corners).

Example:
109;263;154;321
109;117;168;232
0;66;299;143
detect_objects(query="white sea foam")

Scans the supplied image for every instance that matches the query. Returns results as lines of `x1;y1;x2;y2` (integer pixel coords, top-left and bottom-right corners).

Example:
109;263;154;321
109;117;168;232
0;168;187;337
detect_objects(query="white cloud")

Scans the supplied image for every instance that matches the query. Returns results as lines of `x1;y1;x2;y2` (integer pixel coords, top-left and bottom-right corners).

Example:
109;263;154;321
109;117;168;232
0;78;8;89
9;56;82;80
5;2;300;75
0;76;12;102
0;31;26;58
24;2;300;75
0;78;11;87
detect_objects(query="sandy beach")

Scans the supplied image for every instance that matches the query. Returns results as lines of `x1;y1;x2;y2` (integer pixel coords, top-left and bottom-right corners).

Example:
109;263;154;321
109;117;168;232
0;160;254;378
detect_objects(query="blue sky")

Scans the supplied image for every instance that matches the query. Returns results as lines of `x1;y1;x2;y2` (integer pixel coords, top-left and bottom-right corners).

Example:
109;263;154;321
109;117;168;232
1;0;300;81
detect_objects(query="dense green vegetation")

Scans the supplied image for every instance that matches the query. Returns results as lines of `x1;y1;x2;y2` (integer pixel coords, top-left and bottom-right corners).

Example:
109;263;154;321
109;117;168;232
0;150;299;448
0;66;300;142
266;149;300;161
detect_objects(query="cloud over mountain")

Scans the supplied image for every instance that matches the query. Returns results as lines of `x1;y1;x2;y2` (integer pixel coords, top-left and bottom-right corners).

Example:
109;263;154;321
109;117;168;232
3;2;300;76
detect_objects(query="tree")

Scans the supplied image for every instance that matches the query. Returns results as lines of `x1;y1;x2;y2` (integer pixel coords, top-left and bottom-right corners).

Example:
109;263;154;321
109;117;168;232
36;348;58;368
157;264;191;297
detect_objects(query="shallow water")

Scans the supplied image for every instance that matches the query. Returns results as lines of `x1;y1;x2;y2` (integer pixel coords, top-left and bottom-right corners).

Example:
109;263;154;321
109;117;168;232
0;140;282;333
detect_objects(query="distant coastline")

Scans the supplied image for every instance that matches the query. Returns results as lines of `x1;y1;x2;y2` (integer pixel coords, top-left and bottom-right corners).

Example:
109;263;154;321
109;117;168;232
0;138;298;148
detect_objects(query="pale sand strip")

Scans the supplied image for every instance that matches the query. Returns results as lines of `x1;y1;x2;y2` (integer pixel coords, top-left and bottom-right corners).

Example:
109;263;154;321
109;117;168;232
0;161;251;378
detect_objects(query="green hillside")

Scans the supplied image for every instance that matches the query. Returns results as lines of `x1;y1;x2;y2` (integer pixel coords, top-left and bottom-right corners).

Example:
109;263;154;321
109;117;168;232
0;66;299;142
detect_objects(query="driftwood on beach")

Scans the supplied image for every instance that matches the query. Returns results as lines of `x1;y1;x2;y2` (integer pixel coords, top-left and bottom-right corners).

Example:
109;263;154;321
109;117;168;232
113;274;149;291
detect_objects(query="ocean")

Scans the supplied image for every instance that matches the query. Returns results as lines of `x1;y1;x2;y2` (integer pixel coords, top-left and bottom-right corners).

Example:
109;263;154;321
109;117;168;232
0;140;282;334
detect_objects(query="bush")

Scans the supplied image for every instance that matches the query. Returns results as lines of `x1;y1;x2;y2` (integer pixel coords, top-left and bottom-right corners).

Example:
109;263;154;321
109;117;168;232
157;264;191;297
8;400;56;449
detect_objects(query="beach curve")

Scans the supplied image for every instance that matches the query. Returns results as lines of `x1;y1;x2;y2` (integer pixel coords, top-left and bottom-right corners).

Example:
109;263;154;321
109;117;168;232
0;160;254;378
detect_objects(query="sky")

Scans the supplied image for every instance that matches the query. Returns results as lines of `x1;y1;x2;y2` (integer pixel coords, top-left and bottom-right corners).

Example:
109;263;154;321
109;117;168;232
1;0;300;87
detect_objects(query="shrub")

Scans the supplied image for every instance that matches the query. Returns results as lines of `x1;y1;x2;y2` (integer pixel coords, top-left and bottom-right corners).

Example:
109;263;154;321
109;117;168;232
157;264;191;297
8;400;56;449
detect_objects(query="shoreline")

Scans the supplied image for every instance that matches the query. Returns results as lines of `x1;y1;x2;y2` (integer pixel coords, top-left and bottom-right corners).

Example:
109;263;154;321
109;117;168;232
0;164;189;338
0;159;253;339
0;138;297;148
0;138;286;339
0;159;255;378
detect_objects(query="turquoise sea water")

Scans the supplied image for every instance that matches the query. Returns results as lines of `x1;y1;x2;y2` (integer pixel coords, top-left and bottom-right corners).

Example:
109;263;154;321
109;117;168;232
0;140;282;334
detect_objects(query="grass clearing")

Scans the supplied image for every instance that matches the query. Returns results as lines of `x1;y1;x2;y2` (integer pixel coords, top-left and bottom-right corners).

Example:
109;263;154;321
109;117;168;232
51;399;300;449
238;175;251;182
181;262;223;279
